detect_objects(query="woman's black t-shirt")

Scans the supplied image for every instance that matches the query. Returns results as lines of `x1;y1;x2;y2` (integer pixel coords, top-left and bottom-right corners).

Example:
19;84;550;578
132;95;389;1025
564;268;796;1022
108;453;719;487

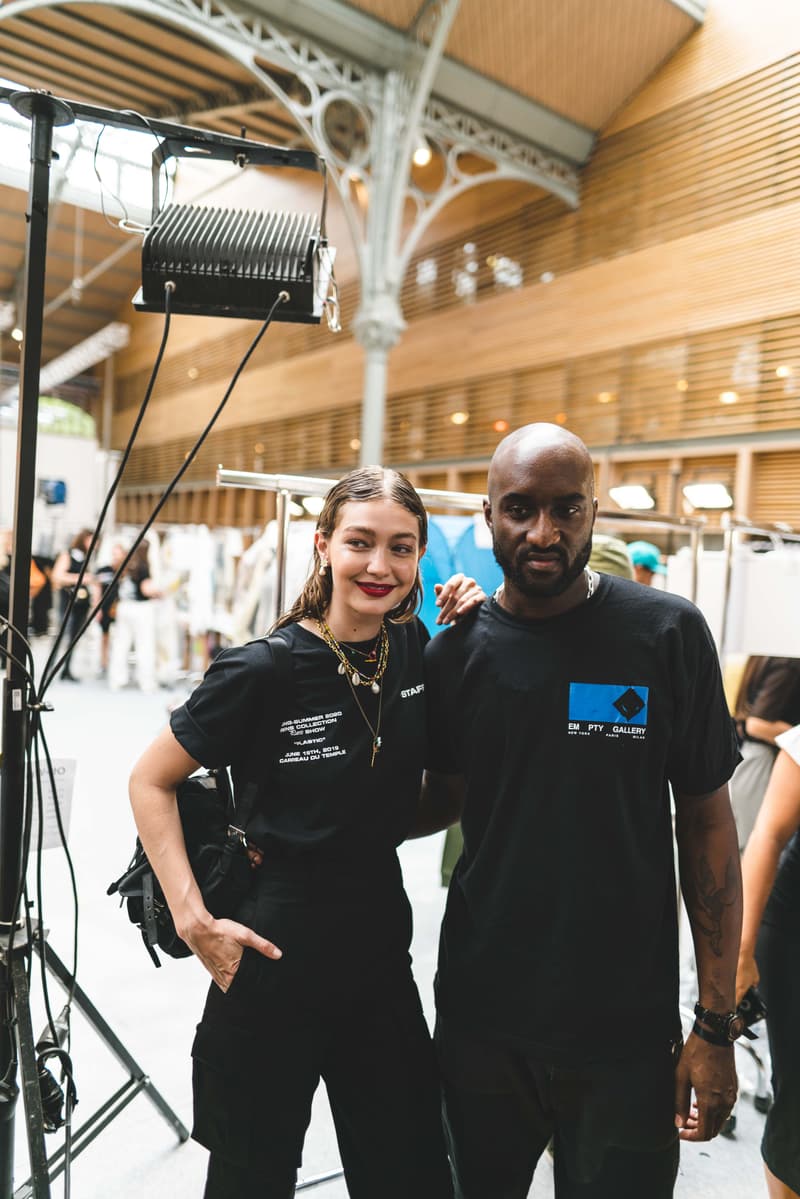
171;618;428;858
170;619;429;990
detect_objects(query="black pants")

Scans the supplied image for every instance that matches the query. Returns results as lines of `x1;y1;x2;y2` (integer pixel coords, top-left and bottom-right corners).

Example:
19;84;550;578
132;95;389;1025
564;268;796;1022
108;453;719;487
436;1020;679;1199
196;961;453;1199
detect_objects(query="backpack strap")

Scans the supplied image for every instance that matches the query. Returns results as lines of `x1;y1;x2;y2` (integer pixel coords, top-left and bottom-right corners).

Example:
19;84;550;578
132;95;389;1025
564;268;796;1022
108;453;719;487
231;629;294;831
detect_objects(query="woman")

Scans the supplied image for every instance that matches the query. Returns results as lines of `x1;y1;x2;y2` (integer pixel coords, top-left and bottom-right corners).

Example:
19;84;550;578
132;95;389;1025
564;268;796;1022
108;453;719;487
737;723;800;1199
109;540;161;692
730;656;800;849
129;467;478;1198
52;527;97;681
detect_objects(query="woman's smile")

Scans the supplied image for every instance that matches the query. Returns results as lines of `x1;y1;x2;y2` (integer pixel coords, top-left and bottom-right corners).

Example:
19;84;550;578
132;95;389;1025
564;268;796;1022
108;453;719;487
356;582;395;597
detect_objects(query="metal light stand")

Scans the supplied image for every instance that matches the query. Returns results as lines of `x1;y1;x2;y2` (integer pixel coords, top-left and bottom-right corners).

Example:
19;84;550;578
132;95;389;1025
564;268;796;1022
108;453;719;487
0;91;191;1199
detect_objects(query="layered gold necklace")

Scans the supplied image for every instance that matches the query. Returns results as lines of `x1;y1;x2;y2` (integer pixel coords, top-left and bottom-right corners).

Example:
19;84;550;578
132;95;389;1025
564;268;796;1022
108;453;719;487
316;619;390;767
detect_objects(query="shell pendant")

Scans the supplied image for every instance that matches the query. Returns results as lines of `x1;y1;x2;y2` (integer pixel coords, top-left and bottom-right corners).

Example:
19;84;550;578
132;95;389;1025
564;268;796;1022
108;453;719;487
337;662;346;675
351;671;361;686
370;681;380;695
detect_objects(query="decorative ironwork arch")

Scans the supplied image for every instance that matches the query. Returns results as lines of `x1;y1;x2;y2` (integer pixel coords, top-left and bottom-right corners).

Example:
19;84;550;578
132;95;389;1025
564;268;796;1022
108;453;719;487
0;0;581;458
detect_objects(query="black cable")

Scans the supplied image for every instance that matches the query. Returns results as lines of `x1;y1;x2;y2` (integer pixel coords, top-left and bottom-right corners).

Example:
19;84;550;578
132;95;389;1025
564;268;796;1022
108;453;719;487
41;283;176;694
32;733;60;1050
35;722;80;1015
0;620;37;685
42;289;288;697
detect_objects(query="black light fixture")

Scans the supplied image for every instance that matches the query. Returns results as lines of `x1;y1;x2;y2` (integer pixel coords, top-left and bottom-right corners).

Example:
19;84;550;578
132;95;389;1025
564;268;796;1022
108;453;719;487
133;131;338;326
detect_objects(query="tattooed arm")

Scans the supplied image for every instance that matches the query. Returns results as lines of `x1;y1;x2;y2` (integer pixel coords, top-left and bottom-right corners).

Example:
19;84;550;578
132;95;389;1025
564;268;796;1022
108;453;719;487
672;784;742;1142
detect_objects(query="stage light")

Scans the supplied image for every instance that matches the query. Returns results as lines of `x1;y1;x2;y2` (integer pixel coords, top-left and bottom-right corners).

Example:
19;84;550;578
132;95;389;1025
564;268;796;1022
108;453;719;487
132;131;338;327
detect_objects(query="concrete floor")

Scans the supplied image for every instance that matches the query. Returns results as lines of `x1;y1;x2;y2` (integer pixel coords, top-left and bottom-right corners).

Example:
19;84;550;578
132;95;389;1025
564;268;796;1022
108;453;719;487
8;649;770;1197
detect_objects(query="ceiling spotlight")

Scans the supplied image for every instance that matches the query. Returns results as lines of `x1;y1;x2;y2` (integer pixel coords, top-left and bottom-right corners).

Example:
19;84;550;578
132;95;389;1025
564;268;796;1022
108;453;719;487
493;419;509;433
11;327;23;342
450;410;469;425
608;484;656;511
349;437;361;451
302;495;325;516
682;482;733;510
412;137;432;167
719;390;738;405
676;378;689;392
775;365;792;378
596;391;615;404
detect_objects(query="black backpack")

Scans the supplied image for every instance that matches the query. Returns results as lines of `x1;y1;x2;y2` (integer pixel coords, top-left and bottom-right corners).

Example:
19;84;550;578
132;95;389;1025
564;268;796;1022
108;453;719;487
108;632;292;967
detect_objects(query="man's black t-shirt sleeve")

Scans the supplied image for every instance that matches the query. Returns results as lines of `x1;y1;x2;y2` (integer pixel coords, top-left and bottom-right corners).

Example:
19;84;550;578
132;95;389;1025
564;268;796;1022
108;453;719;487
170;642;272;768
423;628;460;775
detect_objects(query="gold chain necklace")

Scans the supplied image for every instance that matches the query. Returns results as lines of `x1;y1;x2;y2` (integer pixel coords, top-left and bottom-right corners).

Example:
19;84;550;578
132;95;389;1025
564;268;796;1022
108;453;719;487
316;619;390;693
315;618;389;767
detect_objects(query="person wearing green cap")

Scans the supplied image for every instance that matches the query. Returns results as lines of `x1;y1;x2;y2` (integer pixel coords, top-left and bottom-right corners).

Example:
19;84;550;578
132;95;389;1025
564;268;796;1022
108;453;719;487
628;539;667;586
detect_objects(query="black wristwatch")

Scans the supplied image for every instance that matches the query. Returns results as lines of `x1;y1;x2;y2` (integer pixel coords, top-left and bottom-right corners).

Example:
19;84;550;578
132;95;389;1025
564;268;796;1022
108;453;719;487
693;1002;754;1046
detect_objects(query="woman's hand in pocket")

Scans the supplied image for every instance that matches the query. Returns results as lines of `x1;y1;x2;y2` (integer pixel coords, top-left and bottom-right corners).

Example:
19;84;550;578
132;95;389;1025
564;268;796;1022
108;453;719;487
182;913;282;992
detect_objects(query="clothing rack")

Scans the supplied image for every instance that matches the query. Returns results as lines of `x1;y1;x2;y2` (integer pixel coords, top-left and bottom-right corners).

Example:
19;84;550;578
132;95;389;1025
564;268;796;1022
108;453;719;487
719;515;800;656
216;468;706;621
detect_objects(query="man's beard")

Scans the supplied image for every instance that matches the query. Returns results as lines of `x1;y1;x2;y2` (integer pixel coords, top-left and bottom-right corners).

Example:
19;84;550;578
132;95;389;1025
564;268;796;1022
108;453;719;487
493;535;593;598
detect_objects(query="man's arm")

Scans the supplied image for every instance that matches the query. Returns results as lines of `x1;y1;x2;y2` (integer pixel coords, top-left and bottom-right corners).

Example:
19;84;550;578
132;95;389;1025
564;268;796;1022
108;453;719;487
409;769;466;838
673;784;741;1141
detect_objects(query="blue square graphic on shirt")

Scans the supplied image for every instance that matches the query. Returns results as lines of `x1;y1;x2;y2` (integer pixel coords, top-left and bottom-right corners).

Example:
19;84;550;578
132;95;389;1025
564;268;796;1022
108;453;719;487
569;683;649;726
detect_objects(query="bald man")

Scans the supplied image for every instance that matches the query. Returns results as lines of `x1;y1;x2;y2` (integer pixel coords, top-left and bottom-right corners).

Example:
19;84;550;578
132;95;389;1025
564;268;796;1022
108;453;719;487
418;424;743;1198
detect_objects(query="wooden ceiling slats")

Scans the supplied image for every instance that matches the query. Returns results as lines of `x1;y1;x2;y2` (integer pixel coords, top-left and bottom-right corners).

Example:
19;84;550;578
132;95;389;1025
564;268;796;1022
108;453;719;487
64;3;254;85
12;17;186;107
32;6;244;97
0;46;147;109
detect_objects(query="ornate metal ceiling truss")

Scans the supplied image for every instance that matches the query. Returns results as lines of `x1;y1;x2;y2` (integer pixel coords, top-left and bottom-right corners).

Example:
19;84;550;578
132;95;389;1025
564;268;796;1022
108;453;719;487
0;0;582;459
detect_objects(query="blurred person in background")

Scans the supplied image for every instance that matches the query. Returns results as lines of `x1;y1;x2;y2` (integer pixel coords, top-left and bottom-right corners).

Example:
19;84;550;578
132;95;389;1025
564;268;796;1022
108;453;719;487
95;542;125;678
589;533;635;580
109;541;161;693
731;656;800;850
52;527;97;681
737;723;800;1199
627;539;667;586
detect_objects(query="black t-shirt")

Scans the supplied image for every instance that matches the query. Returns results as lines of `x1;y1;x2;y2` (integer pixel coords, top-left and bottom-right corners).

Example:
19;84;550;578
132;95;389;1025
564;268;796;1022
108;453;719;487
171;619;429;860
764;831;800;931
425;575;741;1064
170;619;429;990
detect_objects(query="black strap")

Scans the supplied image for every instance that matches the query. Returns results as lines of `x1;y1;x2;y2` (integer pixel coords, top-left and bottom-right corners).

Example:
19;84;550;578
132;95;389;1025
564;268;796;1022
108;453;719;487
227;629;293;835
141;871;160;957
692;1021;734;1048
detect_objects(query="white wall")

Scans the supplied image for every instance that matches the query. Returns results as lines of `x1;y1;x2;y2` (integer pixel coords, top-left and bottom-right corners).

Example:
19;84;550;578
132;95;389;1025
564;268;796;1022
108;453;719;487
0;423;117;555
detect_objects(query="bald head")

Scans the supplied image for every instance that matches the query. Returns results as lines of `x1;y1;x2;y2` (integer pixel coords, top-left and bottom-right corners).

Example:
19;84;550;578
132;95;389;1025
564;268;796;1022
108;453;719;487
488;424;595;503
484;423;598;610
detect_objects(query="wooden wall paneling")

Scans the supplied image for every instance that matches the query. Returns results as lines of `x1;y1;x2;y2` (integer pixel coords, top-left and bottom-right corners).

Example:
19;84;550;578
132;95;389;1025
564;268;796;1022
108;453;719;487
750;449;800;528
605;0;800;136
